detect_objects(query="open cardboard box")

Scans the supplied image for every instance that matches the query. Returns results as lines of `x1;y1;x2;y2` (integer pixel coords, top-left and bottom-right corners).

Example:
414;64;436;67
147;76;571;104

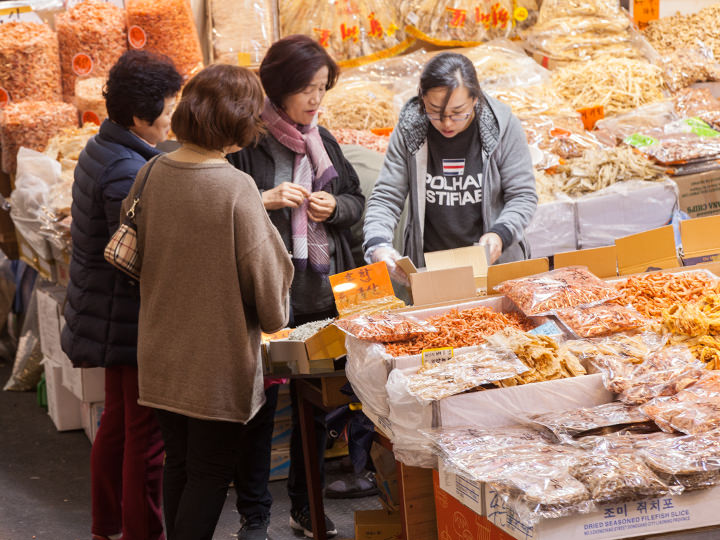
554;245;618;278
268;324;346;375
680;215;720;266
486;257;550;294
672;167;720;218
615;225;679;276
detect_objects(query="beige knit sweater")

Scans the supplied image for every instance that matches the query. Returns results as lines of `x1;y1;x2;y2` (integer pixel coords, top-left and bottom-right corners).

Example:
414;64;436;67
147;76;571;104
122;156;293;423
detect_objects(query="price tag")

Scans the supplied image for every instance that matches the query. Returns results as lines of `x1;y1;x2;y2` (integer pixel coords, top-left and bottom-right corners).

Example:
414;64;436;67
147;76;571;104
513;6;528;21
72;53;93;76
329;262;395;316
632;0;659;28
529;321;562;337
577;105;604;130
82;110;101;126
237;52;252;66
0;87;9;108
421;347;454;366
0;5;41;23
128;25;147;49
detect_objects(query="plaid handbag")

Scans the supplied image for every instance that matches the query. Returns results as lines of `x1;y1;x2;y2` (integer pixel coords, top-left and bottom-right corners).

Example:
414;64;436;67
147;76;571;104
104;156;160;280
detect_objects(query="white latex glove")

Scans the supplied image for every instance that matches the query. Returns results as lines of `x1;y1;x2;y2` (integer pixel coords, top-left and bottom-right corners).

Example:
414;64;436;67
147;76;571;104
366;244;409;286
478;232;503;264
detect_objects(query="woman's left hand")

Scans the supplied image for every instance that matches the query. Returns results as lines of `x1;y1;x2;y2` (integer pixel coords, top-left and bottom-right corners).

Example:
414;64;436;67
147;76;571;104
307;191;336;222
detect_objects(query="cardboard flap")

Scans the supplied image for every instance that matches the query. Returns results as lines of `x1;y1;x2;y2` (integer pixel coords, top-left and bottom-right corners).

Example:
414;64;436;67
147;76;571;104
304;324;346;361
554;246;618;278
410;266;476;306
681;215;720;257
396;257;418;277
486;257;550;293
616;225;679;276
424;245;489;277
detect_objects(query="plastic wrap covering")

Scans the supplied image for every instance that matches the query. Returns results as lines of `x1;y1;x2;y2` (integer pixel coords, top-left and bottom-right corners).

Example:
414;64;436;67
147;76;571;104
0;100;77;175
624;126;720;166
344;335;393;417
643;4;720;61
0;0;65;29
535;0;623;24
210;0;277;67
3;284;42;392
555;303;647;338
401;0;514;47
404;347;528;403
531;401;650;441
661;291;720;370
280;0;413;68
487;84;577;120
562;331;666;369
335;312;436;342
56;0;127;100
659;47;720;92
74;77;107;126
496;266;617;316
385;366;436;467
319;80;398;131
125;0;204;79
594;345;706;405
461;39;550;88
594;100;678;145
641;372;720;435
673;87;720;120
638;430;720;491
0;21;61;104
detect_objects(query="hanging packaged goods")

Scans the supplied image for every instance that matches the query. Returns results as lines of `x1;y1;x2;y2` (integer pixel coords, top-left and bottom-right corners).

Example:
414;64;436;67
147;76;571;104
125;0;204;79
55;0;126;100
319;80;398;131
209;0;278;67
279;0;414;68
0;21;61;104
74;77;107;126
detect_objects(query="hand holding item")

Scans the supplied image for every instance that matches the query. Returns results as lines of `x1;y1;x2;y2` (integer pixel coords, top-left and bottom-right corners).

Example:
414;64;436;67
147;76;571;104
367;244;409;286
478;232;503;264
307;191;336;222
261;182;310;210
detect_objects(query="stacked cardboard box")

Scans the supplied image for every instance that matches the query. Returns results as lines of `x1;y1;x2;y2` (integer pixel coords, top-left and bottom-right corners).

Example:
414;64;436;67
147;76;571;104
270;384;291;481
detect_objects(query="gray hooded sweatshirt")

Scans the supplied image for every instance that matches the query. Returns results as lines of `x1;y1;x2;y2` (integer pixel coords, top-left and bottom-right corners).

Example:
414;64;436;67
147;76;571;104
363;94;538;267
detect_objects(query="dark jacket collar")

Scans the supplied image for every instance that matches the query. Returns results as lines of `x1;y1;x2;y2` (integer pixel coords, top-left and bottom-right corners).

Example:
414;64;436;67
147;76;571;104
397;95;500;157
98;119;162;160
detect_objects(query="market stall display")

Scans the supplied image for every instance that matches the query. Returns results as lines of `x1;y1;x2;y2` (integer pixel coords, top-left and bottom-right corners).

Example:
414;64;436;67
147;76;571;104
644;4;720;64
55;0;126;100
661;292;720;368
555;302;647;338
209;0;277;66
319;80;397;131
74;77;106;126
0;21;61;103
531;401;650;441
335;312;436;342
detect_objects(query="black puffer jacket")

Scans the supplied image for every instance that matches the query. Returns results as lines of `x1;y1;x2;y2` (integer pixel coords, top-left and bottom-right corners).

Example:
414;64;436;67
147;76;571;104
61;120;160;368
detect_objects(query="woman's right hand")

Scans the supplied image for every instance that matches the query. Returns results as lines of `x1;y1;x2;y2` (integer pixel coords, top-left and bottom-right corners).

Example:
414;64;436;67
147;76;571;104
261;182;310;210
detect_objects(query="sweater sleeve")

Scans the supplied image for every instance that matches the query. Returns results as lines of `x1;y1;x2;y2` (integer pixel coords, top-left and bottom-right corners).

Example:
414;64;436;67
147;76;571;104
234;178;294;334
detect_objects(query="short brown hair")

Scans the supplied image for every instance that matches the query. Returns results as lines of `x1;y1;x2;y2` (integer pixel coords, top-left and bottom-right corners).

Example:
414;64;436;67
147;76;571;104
260;35;339;108
171;64;264;150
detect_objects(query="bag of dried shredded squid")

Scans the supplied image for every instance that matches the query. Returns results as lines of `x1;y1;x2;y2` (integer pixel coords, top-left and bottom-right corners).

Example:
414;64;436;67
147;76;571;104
209;0;278;67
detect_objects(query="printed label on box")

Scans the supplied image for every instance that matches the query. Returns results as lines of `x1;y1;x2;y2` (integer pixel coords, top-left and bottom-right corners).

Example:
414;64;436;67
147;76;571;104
421;347;453;366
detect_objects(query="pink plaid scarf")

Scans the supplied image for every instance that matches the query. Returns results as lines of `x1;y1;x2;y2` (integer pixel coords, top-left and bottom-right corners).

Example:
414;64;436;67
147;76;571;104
262;98;336;274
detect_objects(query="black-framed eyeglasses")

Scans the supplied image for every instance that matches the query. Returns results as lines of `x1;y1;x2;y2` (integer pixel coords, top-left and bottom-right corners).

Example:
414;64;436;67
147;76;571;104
424;111;473;122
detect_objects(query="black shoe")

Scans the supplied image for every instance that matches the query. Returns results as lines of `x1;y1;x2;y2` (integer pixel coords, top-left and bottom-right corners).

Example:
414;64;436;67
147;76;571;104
326;470;378;499
237;514;269;540
289;506;337;538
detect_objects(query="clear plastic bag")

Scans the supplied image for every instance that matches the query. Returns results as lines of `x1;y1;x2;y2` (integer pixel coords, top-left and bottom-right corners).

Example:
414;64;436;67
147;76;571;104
487;84;578;120
536;0;622;24
344;335;393;417
562;331;666;368
401;0;514;47
405;346;528;402
660;47;720;92
335;312;436;343
497;266;618;316
55;0;127;100
461;38;550;89
4;283;43;392
319;80;398;132
595;100;678;145
531;401;650;441
673;87;720;118
209;0;277;67
555;303;647;338
624;130;720;166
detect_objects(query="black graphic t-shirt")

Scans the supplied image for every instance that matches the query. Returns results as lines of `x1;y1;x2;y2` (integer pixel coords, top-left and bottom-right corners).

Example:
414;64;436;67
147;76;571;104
423;122;484;253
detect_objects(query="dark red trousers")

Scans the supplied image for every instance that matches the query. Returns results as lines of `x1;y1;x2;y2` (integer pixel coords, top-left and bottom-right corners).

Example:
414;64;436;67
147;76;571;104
91;365;165;540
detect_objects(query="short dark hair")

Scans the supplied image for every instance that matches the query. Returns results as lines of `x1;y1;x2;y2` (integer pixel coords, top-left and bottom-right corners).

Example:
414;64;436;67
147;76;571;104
259;34;339;107
419;52;482;114
104;50;183;128
171;64;264;150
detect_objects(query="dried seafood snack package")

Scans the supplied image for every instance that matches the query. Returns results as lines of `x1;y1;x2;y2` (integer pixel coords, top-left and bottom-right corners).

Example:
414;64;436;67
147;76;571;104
531;401;650;441
595;100;678;145
74;77;107;126
497;266;617;316
210;0;276;67
641;371;720;435
1;101;78;175
0;21;61;103
406;347;528;402
574;430;676;454
563;331;666;369
461;38;550;89
624;130;720;166
126;0;204;79
673;87;720;119
56;0;127;100
570;452;672;504
319;81;397;131
555;303;647;338
536;0;623;24
638;429;720;490
659;48;720;92
334;312;435;343
401;0;514;48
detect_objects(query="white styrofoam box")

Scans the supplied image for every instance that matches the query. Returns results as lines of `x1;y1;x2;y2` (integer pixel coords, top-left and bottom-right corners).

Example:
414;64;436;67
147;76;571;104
81;401;104;444
576;180;678;249
60;351;105;403
525;199;577;258
36;286;66;363
437;373;612;429
486;483;720;540
438;459;485;516
45;361;83;431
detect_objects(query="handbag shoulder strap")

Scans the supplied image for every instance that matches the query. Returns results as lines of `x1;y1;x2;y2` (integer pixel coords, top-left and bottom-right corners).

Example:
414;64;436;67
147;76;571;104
126;155;162;221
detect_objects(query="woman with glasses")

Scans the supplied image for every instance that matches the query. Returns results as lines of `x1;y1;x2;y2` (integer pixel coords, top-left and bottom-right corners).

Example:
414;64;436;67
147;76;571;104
363;52;537;284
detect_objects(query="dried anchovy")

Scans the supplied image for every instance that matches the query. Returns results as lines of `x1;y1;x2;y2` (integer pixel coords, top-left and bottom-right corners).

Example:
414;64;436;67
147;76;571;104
288;318;334;341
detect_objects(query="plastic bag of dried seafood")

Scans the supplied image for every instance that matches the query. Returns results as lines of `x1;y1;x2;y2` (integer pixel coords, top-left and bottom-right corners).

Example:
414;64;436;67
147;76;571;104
319;80;398;131
209;0;277;67
0;21;61;104
344;335;394;418
56;0;127;101
334;312;436;342
4;283;43;392
659;46;720;92
554;303;648;338
594;100;678;145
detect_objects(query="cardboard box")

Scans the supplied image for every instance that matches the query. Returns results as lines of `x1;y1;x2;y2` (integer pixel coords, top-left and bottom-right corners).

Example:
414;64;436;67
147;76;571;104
36;286;66;362
525;200;577;258
425;245;489;290
271;418;291;450
408;266;477;306
680;215;720;266
437;459;484;516
486;258;550;294
44;361;83;431
615;225;680;276
553;246;618;278
434;470;515;540
269;446;290;481
274;385;291;421
268;324;346;375
371;442;400;512
576;180;677;249
672;168;720;218
81;401;104;444
354;509;402;540
486;483;720;540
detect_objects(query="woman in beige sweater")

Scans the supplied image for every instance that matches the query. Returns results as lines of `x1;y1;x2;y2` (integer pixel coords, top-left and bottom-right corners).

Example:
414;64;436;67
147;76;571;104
122;64;293;540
